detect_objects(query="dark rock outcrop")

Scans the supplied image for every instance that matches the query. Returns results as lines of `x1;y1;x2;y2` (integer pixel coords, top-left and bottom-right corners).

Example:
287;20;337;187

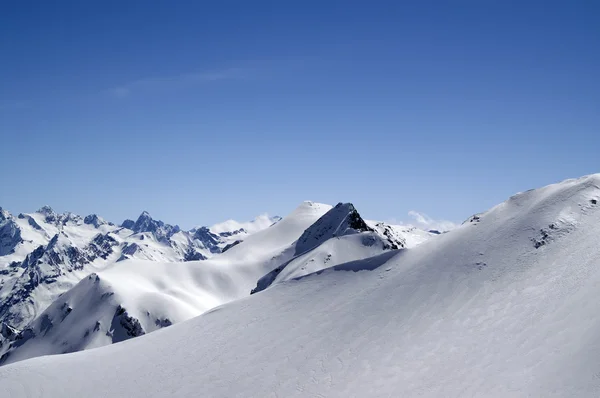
0;209;22;256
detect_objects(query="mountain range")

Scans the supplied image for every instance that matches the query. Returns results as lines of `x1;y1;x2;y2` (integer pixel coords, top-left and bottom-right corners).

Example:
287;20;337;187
0;201;434;366
0;206;282;334
4;175;598;396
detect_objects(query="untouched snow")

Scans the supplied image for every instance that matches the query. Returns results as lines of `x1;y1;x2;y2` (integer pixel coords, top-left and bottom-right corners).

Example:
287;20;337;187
3;175;600;396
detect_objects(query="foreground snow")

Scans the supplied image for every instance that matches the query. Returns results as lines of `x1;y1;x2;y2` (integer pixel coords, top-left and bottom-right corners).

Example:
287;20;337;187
3;174;600;396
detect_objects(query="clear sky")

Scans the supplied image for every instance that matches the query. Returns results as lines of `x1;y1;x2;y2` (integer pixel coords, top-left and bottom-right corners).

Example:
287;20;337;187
1;1;599;229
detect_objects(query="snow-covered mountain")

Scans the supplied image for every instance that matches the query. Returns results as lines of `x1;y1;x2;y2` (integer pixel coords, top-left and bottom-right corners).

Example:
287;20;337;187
0;206;280;334
0;201;434;364
0;201;431;364
1;174;600;397
251;202;429;294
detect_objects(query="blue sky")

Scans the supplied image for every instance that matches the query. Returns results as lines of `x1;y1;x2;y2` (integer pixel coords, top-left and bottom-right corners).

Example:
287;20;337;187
1;1;598;229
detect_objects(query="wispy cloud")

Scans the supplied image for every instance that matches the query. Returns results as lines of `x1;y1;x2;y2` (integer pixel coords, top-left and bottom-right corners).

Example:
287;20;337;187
106;67;246;98
105;57;317;98
407;210;457;232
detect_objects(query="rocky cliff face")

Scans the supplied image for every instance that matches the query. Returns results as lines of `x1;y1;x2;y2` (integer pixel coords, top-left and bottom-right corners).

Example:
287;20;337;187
0;209;22;256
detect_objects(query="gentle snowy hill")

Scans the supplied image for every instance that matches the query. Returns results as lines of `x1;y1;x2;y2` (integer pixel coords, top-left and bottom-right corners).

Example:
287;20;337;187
2;174;600;396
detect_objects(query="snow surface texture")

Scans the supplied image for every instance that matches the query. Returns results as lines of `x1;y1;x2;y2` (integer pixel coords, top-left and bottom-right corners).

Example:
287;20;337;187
0;207;279;332
2;174;600;397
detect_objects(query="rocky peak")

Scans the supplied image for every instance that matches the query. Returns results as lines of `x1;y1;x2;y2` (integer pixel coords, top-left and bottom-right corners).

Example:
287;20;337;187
121;219;135;230
0;207;10;223
84;214;106;228
133;211;156;233
295;202;373;255
58;212;82;226
193;227;221;253
0;211;22;256
123;211;180;242
368;222;407;250
36;205;54;215
36;206;57;223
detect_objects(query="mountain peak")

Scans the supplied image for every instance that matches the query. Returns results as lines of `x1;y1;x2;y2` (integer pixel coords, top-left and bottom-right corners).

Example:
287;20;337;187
125;211;180;241
0;207;10;222
84;214;106;228
36;205;55;215
295;202;372;255
133;211;160;233
121;219;135;229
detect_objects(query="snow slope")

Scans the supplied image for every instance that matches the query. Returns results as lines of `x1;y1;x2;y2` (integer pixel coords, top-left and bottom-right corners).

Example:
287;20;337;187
0;201;331;364
3;174;600;396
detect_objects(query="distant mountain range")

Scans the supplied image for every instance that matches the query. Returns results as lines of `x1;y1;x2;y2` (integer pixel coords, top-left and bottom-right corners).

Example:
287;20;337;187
0;206;281;332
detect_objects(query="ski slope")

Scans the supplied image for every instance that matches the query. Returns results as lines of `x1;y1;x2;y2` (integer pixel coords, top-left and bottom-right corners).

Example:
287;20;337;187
3;174;600;397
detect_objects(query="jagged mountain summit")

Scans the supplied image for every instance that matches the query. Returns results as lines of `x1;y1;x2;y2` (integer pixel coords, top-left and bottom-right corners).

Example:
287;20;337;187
251;202;414;294
2;174;600;397
0;201;435;365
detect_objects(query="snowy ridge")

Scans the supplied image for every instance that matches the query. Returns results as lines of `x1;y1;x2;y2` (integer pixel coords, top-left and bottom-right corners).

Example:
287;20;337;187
294;202;379;254
366;221;436;248
1;174;600;396
252;202;411;294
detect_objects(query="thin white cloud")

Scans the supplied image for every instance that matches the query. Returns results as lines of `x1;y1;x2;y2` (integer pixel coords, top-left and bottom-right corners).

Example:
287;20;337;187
106;57;316;98
407;210;457;232
107;67;246;98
